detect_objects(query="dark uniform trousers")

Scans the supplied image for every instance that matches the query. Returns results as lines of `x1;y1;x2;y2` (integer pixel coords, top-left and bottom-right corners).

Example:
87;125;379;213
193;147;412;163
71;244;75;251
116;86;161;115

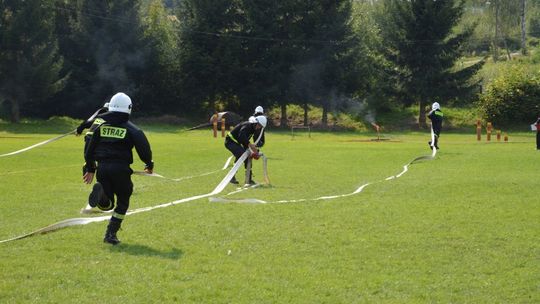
225;137;249;168
96;162;133;216
433;127;440;148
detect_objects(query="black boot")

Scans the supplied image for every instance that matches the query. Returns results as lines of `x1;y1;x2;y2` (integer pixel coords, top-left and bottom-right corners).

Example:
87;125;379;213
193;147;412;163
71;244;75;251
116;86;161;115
230;176;239;184
89;182;113;211
103;220;122;245
88;183;104;208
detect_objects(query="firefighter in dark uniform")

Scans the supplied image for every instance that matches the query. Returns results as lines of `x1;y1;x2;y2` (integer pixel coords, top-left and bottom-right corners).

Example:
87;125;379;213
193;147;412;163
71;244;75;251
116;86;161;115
252;106;265;149
427;102;443;149
83;92;154;245
225;115;267;184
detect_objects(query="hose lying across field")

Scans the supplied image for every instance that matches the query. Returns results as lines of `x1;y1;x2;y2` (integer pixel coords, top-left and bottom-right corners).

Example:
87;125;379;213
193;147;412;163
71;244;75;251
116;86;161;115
0;129;436;244
210;128;438;204
0;130;269;244
209;147;437;204
78;155;268;214
0;108;104;158
0;151;252;243
0;131;76;158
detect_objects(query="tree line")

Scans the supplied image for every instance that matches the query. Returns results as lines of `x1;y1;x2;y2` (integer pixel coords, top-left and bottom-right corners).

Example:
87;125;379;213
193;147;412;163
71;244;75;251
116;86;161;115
0;0;536;126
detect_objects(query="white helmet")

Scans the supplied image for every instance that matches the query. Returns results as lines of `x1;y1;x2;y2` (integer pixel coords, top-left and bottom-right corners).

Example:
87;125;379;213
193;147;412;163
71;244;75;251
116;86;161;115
248;116;257;123
254;106;264;114
109;92;132;114
432;102;440;111
103;102;109;108
255;115;267;128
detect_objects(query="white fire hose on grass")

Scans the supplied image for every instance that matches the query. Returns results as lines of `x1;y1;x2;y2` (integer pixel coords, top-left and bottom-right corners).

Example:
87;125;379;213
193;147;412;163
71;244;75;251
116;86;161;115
0;143;432;243
209;132;437;204
0;151;251;243
0;126;269;243
0;130;76;158
79;156;236;214
0;107;104;158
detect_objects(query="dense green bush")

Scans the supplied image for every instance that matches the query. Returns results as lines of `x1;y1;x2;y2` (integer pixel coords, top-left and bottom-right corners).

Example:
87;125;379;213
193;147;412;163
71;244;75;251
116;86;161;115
477;66;540;126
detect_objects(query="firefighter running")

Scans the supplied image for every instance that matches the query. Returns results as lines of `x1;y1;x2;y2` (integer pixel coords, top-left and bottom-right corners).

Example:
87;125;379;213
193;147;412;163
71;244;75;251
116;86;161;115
427;102;443;150
83;92;154;245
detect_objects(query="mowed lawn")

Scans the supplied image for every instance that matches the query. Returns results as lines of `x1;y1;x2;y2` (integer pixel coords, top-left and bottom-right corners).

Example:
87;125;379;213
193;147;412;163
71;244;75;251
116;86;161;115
0;125;538;303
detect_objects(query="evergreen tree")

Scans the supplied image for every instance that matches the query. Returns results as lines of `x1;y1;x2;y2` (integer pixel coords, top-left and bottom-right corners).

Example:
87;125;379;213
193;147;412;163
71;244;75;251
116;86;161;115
233;0;366;126
54;0;147;118
379;0;484;127
238;0;308;125
0;0;65;122
301;0;365;127
177;0;244;114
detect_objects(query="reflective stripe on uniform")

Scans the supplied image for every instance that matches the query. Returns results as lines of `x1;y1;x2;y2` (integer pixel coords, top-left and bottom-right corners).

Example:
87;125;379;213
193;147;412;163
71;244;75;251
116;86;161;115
112;212;125;220
227;133;240;144
85;118;106;136
435;111;444;117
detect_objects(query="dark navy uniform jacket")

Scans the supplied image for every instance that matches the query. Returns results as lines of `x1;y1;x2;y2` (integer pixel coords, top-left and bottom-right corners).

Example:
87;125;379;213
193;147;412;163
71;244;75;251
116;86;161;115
84;112;153;173
428;109;443;134
227;121;259;148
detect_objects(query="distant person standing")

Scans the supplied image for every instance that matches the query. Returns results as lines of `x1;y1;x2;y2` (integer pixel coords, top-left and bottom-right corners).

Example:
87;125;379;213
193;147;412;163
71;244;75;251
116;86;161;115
427;102;443;149
225;115;267;184
83;92;154;245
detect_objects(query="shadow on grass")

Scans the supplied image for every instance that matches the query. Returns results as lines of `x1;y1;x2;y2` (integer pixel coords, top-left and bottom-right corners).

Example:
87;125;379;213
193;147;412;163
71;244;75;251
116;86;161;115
109;243;183;260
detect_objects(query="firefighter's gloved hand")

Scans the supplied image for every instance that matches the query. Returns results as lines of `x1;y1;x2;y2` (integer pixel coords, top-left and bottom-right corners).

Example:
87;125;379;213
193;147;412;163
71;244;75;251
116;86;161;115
144;161;154;174
251;150;260;160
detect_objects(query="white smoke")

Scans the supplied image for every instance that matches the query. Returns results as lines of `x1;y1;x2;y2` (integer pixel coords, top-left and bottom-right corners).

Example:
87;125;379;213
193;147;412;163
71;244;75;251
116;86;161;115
331;95;376;125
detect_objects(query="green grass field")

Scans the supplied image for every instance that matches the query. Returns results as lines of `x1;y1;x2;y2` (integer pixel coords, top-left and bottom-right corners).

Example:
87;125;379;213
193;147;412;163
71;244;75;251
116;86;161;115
0;124;538;303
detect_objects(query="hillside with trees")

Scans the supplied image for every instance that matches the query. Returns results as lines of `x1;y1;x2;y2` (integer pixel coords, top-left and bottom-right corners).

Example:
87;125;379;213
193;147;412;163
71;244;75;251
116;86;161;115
0;0;538;127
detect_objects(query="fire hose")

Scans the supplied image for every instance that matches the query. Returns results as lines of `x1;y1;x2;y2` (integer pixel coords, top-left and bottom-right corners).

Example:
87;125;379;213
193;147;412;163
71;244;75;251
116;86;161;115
0;130;76;158
0;107;104;158
0;150;251;243
0;127;268;243
209;135;437;204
